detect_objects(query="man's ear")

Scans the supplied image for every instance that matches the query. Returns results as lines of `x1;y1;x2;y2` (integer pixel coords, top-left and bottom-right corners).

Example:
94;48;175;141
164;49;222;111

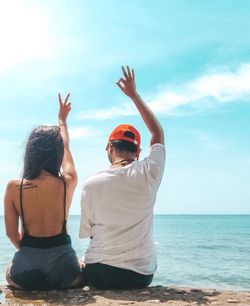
106;142;113;152
109;142;114;153
106;142;111;151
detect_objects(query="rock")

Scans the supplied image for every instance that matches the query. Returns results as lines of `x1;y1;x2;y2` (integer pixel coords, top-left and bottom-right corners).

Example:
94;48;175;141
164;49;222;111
172;288;186;294
146;299;161;304
190;288;202;293
48;289;58;295
1;285;250;305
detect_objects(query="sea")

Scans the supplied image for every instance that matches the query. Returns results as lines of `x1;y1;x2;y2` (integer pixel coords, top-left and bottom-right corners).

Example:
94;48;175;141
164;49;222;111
0;215;249;291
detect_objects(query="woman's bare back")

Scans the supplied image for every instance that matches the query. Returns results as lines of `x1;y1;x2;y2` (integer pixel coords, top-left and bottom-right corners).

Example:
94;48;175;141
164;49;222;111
13;174;68;237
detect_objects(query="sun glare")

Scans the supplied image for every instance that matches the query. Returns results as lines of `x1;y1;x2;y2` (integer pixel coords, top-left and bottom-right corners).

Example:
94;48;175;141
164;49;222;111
0;1;51;72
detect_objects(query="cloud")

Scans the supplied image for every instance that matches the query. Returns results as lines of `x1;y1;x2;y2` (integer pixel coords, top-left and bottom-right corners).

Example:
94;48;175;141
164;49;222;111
69;126;100;140
78;63;250;120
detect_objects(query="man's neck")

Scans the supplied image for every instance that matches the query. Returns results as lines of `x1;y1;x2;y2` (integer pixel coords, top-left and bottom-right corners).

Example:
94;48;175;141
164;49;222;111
111;154;136;168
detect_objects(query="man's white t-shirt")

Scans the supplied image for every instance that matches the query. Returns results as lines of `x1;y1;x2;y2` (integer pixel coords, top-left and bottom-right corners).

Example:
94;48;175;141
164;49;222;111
79;143;165;275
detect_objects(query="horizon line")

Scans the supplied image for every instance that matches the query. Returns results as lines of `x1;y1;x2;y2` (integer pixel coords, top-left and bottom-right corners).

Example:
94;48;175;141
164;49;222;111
1;213;250;217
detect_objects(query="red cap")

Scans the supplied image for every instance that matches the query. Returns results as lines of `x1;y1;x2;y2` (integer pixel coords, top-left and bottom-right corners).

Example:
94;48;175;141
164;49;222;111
107;124;141;159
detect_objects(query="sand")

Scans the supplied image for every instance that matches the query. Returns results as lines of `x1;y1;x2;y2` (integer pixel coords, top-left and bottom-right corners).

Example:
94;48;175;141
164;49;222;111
1;285;250;305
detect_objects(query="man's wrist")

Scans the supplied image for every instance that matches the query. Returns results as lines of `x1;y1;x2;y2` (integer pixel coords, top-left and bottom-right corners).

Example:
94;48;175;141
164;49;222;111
130;92;140;101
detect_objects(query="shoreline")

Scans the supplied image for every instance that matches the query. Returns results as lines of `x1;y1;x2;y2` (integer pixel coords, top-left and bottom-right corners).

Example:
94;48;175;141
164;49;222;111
1;285;250;305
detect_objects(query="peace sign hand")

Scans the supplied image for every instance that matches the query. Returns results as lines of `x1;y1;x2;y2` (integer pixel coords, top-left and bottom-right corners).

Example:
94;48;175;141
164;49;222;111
58;93;71;123
116;66;137;98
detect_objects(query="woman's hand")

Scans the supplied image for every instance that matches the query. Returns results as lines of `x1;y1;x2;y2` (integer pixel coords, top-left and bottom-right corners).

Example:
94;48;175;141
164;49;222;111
58;93;71;124
57;92;78;202
116;66;138;98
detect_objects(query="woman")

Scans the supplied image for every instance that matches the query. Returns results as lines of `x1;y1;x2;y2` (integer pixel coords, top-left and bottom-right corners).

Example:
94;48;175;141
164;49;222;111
4;93;84;290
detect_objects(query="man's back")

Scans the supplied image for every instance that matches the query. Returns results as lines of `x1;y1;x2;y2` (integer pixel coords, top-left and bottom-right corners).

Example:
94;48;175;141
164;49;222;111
80;143;165;274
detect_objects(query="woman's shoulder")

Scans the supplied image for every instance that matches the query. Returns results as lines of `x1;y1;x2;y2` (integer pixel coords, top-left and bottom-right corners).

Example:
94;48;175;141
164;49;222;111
5;179;22;199
6;178;35;190
6;179;22;189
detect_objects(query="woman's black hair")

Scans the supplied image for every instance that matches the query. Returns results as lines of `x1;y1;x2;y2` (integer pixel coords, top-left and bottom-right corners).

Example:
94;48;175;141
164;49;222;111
22;125;64;179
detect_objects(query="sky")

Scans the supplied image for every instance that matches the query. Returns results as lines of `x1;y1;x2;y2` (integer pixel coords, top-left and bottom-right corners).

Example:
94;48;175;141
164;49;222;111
0;0;250;215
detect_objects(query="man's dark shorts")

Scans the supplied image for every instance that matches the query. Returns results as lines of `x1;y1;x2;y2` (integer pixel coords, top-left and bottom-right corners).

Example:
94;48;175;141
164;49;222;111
85;263;153;290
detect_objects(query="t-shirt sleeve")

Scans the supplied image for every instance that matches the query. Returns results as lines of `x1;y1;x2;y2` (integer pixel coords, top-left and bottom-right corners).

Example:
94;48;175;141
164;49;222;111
143;143;166;185
79;188;92;238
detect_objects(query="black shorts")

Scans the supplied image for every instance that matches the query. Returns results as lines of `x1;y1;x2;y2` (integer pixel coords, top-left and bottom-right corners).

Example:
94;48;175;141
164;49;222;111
84;263;153;290
10;244;82;290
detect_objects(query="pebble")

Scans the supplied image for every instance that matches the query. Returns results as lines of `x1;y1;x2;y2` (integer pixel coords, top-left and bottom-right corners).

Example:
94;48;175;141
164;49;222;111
209;297;218;301
48;290;58;295
140;291;150;295
35;293;47;298
227;299;239;303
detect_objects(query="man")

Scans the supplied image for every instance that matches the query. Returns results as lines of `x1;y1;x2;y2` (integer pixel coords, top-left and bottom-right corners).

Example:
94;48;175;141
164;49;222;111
80;66;165;289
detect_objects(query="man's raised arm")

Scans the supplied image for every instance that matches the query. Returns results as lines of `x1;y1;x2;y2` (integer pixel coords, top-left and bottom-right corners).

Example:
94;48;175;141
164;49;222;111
116;65;164;146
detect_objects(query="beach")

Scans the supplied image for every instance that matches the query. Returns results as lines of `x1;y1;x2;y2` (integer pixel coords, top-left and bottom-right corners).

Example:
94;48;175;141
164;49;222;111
1;285;250;305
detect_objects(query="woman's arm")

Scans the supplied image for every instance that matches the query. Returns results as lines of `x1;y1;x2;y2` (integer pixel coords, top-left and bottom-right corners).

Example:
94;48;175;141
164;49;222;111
4;181;22;249
58;93;77;191
116;66;164;146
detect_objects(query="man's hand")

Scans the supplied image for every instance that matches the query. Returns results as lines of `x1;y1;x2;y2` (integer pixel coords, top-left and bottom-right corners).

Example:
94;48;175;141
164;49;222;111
116;66;137;98
116;65;164;146
58;93;71;124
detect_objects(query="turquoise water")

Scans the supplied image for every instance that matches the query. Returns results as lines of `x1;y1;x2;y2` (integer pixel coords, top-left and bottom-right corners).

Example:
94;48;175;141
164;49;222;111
1;215;250;290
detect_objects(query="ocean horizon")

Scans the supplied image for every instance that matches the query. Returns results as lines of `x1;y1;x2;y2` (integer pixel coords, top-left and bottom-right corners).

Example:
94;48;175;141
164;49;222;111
1;214;250;291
